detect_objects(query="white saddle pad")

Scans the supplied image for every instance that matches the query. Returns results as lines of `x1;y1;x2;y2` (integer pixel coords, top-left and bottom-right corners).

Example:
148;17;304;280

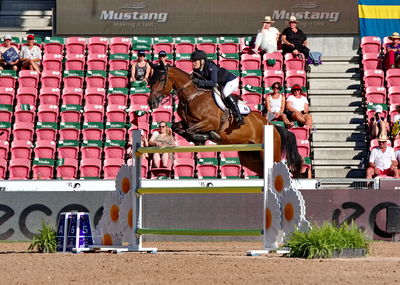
213;90;251;115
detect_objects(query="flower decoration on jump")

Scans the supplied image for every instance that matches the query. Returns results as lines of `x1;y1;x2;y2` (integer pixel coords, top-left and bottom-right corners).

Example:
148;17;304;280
102;191;123;235
115;164;133;195
119;191;135;244
264;190;283;248
270;162;291;196
280;187;305;236
94;219;122;246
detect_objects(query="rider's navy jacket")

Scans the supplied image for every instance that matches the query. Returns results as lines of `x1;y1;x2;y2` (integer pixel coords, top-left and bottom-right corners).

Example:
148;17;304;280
193;60;236;88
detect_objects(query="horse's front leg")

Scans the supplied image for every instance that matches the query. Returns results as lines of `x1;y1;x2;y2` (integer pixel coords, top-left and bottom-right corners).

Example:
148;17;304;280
172;121;208;145
187;121;221;143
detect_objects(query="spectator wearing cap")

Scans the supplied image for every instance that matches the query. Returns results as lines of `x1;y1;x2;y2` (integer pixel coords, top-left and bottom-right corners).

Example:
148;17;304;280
0;34;20;71
20;35;42;74
130;50;151;84
369;104;389;139
285;84;312;129
149;50;170;70
385;32;400;69
252;16;280;54
366;134;399;179
281;16;310;59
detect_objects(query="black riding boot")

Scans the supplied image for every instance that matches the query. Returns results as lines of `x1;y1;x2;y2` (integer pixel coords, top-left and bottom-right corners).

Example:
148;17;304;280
225;95;244;126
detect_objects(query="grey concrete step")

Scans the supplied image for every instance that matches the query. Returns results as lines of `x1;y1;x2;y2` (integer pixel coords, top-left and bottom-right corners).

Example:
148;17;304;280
311;112;364;124
321;56;359;63
312;141;367;148
309;78;361;89
313;148;368;160
311;106;364;112
312;130;365;142
309;89;361;95
313;123;365;130
310;95;362;107
309;63;359;73
313;159;362;166
1;1;55;11
314;166;365;178
308;72;360;79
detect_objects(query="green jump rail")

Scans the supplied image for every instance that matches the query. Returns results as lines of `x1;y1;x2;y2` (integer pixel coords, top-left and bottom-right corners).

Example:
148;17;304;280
136;144;263;155
137;228;263;236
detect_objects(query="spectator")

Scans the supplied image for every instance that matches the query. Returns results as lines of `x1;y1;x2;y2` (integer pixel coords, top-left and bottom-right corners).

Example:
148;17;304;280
149;50;169;70
366;134;399;178
369;105;389;139
0;34;20;71
391;112;400;140
281;16;310;60
130;50;151;84
265;81;293;128
285;84;312;129
252;16;280;54
385;32;400;69
20;35;42;74
148;122;174;168
126;130;149;165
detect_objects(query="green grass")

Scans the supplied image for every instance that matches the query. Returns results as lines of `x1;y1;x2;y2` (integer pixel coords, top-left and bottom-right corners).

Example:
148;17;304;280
27;220;57;253
284;222;369;259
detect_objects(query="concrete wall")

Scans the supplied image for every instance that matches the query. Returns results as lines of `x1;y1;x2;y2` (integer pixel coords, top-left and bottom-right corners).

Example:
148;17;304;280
308;35;360;56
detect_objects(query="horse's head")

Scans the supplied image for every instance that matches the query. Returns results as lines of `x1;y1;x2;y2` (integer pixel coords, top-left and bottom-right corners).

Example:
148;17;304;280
148;61;173;110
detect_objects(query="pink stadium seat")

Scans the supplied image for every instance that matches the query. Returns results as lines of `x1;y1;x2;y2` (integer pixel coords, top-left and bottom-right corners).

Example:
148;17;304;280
42;54;63;71
63;74;84;89
14;104;35;123
36;123;57;141
109;54;130;71
141;157;149;178
80;158;102;178
263;52;283;71
88;37;109;54
219;56;240;71
197;140;217;158
59;125;80;141
18;70;39;88
108;72;129;88
84;88;105;105
219;39;240;54
65;54;85;71
263;70;284;88
37;104;59;122
83;105;104;122
363;69;384;88
43;40;64;55
220;150;239;159
365;87;386;104
196;41;217;54
87;54;108;70
34;140;56;159
16;87;37;106
104;144;126;160
41;71;62;88
0;87;14;105
173;158;195;178
62;87;83;105
108;90;128;105
60;108;81;123
242;91;262;105
57;143;79;159
389;104;399;123
0;140;9;159
243;166;259;178
103;158;124;179
152;42;174;55
393;139;400;151
197;163;218;178
241;72;262;87
9;158;31;180
81;144;102;159
130;93;149;105
220;164;241;178
0;73;16;88
65;37;87;55
0;105;12;122
105;126;127;141
362;53;382;70
175;59;193;73
360;36;381;54
296;139;310;157
86;72;107;88
32;162;54;180
174;37;196;54
0;124;11;141
151;105;173;123
106;105;127;123
129;104;150;126
386;69;400;88
388;86;400;105
0;158;6;179
284;53;305;71
285;70;307;88
13;122;34;141
241;54;262;71
110;37;131;54
39;87;61;105
56;158;78;179
174;139;195;159
289;126;309;140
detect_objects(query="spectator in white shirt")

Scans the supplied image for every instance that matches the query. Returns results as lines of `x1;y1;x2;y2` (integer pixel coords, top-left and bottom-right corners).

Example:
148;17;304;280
366;135;398;178
285;84;312;129
253;16;280;54
20;34;42;74
0;34;19;71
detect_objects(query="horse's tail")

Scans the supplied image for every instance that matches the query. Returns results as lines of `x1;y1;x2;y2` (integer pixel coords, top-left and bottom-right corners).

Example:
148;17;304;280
274;125;303;177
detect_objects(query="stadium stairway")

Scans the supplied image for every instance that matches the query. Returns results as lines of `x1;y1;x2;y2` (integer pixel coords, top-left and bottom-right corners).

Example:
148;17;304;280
0;0;54;37
309;55;367;178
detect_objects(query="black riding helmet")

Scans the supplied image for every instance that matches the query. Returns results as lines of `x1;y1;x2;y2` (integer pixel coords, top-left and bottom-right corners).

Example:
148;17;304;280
190;50;207;61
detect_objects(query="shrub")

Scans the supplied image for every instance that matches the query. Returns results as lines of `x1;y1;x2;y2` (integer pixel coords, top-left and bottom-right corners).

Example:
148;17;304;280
285;222;369;259
28;220;57;253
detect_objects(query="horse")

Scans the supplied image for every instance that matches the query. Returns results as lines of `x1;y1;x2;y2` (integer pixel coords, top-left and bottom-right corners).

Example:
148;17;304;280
147;62;303;177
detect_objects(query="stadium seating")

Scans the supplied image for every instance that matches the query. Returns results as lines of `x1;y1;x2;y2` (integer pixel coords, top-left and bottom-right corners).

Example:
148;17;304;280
110;37;131;54
363;69;384;88
360;36;381;54
386;69;400;88
365;87;386;104
65;37;87;55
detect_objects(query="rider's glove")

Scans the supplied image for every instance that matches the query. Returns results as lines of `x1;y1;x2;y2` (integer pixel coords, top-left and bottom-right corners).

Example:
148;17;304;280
192;78;200;85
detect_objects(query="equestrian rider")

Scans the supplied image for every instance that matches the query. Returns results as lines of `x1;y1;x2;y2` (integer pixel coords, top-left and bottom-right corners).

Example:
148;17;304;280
190;50;244;126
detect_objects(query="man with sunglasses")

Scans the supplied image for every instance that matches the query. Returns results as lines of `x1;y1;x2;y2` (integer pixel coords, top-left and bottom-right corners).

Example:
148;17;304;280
190;50;244;126
366;135;399;178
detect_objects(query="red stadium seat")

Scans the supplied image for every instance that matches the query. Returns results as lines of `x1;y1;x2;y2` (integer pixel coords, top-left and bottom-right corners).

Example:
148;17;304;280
0;122;11;141
263;70;284;88
60;105;82;122
386;69;400;88
241;53;262;71
151;105;173;123
56;158;78;179
197;140;217;158
83;104;104;123
87;54;108;70
285;70;307;88
10;140;32;159
88;37;109;54
105;122;127;141
42;54;63;71
86;70;107;88
103;158;125;179
37;104;59;122
65;54;85;71
39;87;61;105
41;71;62;88
34;140;56;159
9;158;31;180
196;37;218;54
65;37;87;55
365;87;386;104
220;164;241;178
59;122;81;141
0;87;14;105
85;88;105;105
36;122;58;141
43;37;64;55
62;87;83;105
82;122;104;141
197;163;218;178
263;52;283;71
32;159;54;180
0;140;9;159
241;70;262;87
362;53;382;70
80;158;102;178
110;37;131;54
13;122;34;141
16;87;37;106
0;158;7;179
108;70;129;88
0;70;17;88
218;36;240;54
363;69;384;88
18;70;39;88
152;36;174;54
173;158;195;178
14;104;35;123
289;126;309;140
296;139;310;157
360;36;381;54
106;104;127;123
174;37;196;54
81;141;103;159
108;87;128;105
63;70;85;88
284;53;305;71
109;53;130;71
242;91;262;105
104;141;126;159
57;141;79;159
174;139;195;159
388;86;400;105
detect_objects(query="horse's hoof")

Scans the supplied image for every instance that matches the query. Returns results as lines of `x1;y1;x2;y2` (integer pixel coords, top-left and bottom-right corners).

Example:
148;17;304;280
209;131;221;143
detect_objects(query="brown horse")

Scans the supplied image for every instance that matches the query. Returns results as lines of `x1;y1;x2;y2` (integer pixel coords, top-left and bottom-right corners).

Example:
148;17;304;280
148;62;303;177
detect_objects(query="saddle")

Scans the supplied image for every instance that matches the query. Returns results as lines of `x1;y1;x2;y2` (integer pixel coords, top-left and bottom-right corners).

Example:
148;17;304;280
212;87;251;115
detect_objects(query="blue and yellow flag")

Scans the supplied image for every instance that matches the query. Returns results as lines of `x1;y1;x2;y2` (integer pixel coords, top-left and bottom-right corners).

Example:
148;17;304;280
359;0;400;39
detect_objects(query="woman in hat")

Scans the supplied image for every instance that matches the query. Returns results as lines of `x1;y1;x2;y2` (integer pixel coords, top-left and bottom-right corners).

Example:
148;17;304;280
0;34;20;71
284;84;312;129
385;32;400;69
20;34;42;74
281;16;310;59
130;50;151;84
253;16;280;54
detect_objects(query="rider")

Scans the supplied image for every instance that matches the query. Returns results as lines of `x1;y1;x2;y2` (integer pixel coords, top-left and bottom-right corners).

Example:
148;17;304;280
190;50;244;126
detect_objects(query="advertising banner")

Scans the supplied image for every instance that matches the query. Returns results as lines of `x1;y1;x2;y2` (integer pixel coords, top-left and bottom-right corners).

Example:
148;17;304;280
56;0;358;35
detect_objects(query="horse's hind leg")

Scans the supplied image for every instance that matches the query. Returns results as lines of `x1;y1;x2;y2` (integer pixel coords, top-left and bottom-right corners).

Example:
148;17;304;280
239;151;263;177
